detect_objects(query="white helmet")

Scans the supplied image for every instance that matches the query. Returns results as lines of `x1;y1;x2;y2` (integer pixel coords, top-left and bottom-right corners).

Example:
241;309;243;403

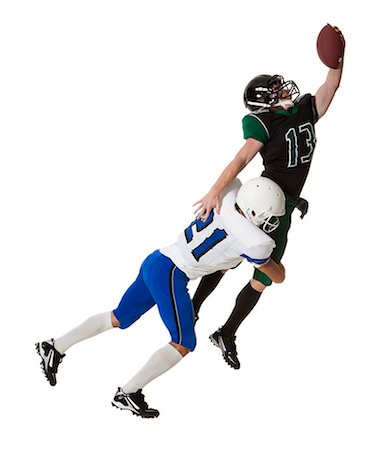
236;177;286;233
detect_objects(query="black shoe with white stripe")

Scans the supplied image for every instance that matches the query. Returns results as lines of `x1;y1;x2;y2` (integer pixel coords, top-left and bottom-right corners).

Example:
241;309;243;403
35;339;65;386
209;328;240;370
112;388;160;418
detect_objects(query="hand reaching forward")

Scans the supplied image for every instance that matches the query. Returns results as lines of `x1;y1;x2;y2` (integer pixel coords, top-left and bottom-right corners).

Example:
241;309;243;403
191;139;263;222
193;188;221;221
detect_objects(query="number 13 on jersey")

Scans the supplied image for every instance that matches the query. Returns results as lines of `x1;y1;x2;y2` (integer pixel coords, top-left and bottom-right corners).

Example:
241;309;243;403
285;122;316;168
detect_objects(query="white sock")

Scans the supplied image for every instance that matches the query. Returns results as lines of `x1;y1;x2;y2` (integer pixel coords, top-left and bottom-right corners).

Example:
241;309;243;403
122;344;183;394
54;311;113;354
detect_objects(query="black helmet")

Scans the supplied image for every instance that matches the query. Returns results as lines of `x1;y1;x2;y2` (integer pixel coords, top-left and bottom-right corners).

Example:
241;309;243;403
243;74;299;111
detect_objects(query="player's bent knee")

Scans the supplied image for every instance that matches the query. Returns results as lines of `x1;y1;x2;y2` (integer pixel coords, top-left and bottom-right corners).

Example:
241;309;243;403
170;342;191;356
250;279;267;293
111;311;121;328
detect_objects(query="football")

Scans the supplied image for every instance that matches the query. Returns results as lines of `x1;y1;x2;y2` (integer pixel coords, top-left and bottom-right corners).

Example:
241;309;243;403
316;24;345;69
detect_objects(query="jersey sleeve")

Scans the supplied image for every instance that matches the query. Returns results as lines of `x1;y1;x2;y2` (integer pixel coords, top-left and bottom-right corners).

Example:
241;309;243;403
242;114;270;143
240;241;275;269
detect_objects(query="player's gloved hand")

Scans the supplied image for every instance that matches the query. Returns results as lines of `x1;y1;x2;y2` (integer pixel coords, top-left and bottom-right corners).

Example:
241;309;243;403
295;197;309;219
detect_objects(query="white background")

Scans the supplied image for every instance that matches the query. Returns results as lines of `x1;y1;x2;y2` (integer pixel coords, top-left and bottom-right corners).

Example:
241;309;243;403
1;1;389;449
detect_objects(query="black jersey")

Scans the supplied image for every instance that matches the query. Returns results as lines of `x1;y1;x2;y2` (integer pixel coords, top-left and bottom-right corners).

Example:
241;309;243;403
242;94;318;198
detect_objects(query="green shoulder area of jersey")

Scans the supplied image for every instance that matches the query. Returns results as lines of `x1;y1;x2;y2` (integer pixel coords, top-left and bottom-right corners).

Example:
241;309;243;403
242;114;270;143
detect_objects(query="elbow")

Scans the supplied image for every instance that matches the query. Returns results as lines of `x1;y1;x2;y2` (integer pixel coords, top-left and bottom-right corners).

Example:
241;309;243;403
274;264;286;284
259;260;285;284
273;273;285;284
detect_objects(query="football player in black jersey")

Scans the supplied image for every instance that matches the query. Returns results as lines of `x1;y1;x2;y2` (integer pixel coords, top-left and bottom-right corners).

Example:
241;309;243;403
192;26;345;369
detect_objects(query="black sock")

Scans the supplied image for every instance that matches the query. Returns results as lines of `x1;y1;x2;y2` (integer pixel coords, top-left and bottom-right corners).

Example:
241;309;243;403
220;282;262;336
192;271;225;314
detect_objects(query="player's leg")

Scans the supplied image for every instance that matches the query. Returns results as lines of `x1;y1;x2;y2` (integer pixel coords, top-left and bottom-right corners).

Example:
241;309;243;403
210;197;294;369
36;260;155;387
35;312;117;387
192;270;225;316
112;341;188;418
112;252;195;418
220;278;267;337
151;260;196;354
112;251;194;418
210;278;267;369
54;312;117;355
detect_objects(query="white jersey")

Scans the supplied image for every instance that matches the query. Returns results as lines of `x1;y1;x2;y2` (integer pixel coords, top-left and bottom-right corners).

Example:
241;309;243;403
160;179;275;280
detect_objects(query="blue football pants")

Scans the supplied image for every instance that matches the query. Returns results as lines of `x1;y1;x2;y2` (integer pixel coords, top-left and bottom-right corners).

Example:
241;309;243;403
113;250;196;351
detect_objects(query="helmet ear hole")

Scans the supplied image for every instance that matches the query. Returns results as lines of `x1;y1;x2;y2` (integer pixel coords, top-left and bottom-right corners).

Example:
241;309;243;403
251;210;256;217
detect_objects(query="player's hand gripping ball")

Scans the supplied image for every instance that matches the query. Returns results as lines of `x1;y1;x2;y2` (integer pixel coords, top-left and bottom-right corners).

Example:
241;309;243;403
317;24;345;69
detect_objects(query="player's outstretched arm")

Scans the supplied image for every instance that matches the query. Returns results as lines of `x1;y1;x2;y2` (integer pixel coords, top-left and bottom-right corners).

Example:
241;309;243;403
315;26;345;119
193;138;263;220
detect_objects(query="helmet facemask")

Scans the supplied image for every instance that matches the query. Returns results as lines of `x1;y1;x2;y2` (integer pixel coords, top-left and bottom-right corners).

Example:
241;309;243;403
268;75;300;110
248;208;281;233
261;215;280;233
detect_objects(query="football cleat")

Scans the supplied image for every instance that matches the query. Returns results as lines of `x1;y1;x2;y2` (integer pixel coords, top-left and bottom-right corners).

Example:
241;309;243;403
35;339;65;386
111;388;160;418
209;329;240;370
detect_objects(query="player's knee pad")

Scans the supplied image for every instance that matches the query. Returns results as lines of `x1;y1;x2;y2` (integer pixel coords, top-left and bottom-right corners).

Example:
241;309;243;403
253;268;273;287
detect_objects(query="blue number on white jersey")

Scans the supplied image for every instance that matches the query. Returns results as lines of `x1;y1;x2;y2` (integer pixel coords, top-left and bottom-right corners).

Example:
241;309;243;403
184;212;228;261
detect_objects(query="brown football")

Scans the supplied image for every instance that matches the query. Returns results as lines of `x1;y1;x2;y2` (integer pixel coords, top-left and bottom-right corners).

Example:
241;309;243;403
316;24;345;69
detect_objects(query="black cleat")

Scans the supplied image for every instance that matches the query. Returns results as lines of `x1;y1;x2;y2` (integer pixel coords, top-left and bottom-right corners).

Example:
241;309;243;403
209;328;240;370
35;339;65;386
111;388;160;418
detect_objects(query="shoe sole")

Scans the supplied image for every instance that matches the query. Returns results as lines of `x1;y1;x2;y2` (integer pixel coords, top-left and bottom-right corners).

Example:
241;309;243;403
209;334;218;347
111;401;159;418
35;342;57;386
209;335;240;370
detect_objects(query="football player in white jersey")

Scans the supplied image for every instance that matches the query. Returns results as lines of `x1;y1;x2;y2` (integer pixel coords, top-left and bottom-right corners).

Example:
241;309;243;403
36;176;286;418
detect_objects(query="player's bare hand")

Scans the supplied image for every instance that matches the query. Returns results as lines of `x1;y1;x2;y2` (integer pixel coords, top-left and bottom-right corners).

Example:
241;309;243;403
193;190;221;221
332;25;345;54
